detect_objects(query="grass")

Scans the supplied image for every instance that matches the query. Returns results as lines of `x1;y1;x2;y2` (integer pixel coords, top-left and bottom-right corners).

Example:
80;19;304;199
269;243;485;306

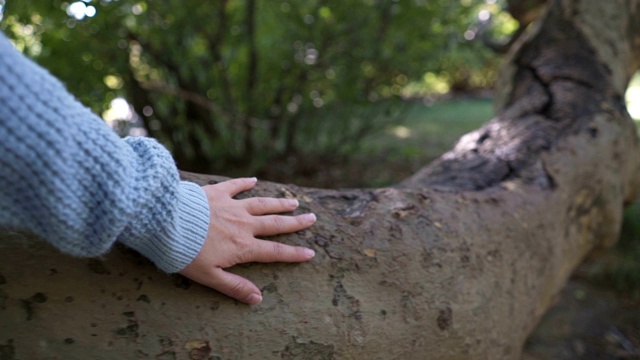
282;98;494;189
353;98;494;187
363;98;494;163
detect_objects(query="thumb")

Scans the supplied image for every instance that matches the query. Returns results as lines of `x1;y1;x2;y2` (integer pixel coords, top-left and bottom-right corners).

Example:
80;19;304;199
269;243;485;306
209;268;263;305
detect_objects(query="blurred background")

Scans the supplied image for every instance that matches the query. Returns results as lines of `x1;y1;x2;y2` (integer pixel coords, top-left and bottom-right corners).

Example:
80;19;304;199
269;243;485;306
1;1;639;358
1;0;513;187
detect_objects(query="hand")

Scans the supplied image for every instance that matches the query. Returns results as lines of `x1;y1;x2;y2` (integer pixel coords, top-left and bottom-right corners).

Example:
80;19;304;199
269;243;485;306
179;177;316;305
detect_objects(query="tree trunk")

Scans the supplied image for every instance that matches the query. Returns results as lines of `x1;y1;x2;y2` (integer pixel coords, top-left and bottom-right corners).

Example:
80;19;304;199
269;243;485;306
1;1;639;359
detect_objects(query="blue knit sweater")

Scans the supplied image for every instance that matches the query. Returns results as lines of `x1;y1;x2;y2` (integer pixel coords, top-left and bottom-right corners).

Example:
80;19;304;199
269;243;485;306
0;33;210;273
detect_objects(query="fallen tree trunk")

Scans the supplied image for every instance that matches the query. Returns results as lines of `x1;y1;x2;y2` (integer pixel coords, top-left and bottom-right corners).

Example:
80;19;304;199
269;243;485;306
1;1;640;359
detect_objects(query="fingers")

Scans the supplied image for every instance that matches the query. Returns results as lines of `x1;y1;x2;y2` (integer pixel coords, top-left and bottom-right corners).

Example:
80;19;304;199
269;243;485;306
208;268;263;305
254;213;316;236
242;197;299;215
247;240;316;263
213;177;257;196
182;177;318;306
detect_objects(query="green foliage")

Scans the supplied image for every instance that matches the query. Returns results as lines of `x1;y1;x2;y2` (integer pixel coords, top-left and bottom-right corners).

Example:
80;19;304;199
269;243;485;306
2;0;502;174
586;203;640;299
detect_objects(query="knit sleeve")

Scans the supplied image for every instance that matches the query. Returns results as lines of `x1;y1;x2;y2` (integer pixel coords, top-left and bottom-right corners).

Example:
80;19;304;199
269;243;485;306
0;32;210;273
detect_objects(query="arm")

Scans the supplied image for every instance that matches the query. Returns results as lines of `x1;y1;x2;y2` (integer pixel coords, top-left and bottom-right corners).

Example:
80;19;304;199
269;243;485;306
0;32;208;272
0;33;315;304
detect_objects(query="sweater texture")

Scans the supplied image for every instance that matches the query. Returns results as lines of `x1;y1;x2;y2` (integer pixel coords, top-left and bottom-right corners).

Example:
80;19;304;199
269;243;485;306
0;32;210;273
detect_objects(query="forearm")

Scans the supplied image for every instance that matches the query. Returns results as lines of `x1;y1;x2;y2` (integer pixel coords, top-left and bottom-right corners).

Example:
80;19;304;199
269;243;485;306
0;32;209;272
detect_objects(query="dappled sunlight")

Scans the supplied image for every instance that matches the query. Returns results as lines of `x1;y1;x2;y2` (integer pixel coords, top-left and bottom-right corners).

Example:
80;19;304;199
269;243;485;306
401;73;450;98
462;0;518;43
67;2;97;20
103;98;134;126
626;72;640;121
102;97;147;137
448;128;486;158
2;14;44;57
388;125;412;139
628;88;640;120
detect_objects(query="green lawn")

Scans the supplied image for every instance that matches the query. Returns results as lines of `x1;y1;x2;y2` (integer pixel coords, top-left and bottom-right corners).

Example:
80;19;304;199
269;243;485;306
259;98;494;189
353;98;494;187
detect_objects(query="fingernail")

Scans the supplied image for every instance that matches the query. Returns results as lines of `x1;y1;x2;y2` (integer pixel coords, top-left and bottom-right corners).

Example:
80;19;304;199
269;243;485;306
248;177;257;183
288;199;299;207
304;248;315;258
305;213;317;223
247;293;262;305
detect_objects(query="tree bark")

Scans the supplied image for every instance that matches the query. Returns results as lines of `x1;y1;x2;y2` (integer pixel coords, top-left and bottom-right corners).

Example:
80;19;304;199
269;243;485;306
1;1;639;359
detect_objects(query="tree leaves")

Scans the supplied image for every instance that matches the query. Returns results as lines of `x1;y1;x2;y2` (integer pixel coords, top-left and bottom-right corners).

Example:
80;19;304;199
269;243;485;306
1;0;500;174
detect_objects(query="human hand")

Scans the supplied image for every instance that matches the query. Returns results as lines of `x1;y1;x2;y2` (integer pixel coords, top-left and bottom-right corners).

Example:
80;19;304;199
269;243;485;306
179;177;316;305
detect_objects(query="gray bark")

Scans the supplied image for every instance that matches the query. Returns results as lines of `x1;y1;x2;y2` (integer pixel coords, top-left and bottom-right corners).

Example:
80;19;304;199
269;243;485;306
1;1;640;359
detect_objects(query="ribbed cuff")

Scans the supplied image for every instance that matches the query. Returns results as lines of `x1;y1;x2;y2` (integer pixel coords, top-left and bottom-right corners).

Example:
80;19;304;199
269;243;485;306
122;182;210;273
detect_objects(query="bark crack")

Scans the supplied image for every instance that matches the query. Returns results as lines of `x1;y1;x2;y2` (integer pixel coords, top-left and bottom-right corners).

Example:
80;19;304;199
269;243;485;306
523;65;554;118
402;10;614;192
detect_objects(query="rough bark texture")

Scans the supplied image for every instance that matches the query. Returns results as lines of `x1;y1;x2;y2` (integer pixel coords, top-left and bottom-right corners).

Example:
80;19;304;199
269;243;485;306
1;1;640;359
